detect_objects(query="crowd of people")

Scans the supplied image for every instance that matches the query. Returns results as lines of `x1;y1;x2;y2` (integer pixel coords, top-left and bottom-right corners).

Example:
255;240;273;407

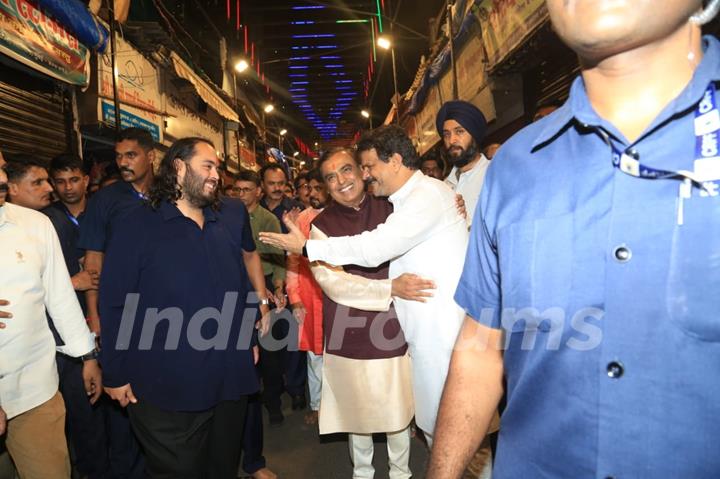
1;1;719;478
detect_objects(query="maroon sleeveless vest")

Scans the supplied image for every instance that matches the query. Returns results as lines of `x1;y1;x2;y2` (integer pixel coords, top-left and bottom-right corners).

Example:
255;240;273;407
312;195;407;359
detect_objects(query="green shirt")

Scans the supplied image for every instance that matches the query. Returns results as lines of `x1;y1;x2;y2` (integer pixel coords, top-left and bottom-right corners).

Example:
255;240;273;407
248;205;286;284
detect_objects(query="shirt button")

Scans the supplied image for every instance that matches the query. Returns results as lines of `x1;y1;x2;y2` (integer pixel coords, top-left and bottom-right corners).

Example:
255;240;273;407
613;245;632;262
607;361;624;378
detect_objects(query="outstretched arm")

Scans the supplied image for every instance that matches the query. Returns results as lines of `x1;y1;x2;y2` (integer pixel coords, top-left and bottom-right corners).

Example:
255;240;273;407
260;188;453;268
308;225;435;311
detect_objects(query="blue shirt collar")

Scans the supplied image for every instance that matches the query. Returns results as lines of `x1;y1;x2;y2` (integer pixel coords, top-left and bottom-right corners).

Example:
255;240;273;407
158;200;218;223
531;35;720;150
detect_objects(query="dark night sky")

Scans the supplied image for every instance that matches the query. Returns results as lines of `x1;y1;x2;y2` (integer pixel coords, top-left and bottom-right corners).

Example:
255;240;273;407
225;0;446;143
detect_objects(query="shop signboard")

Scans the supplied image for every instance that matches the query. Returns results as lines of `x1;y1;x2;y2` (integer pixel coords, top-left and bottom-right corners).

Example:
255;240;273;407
100;99;162;142
0;0;90;85
475;0;548;68
240;146;257;170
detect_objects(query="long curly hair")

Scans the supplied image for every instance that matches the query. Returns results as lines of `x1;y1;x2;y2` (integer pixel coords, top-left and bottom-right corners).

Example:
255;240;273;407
149;137;220;210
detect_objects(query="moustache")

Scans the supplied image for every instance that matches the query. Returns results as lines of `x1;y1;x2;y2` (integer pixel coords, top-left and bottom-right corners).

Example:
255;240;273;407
120;167;135;174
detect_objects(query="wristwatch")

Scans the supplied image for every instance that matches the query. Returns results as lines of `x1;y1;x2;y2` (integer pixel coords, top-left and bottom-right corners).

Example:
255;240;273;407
80;349;100;362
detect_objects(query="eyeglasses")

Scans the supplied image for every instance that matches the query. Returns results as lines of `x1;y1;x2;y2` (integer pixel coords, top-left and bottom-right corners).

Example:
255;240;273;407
231;186;255;194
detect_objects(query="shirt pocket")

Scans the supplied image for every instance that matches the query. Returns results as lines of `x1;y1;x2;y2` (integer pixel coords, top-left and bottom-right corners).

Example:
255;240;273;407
497;212;574;334
666;194;720;341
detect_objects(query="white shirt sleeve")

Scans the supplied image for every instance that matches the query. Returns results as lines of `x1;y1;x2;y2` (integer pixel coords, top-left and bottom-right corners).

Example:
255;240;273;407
40;216;95;357
306;187;447;267
308;226;393;312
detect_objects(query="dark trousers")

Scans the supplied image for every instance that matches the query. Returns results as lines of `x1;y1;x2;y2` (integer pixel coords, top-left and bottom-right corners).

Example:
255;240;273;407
105;397;145;478
128;397;248;479
57;354;111;479
258;277;307;413
241;394;266;474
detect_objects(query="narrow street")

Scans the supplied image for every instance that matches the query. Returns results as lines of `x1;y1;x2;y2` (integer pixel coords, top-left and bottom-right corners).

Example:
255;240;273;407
253;396;429;478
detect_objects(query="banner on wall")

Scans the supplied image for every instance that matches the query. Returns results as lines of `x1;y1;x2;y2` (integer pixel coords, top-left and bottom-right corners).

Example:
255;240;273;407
98;31;161;115
0;0;90;85
456;32;487;102
415;87;442;155
475;0;548;69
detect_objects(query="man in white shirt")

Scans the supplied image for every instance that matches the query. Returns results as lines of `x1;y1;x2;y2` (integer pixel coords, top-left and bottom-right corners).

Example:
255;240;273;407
437;100;491;227
0;165;101;479
259;125;468;445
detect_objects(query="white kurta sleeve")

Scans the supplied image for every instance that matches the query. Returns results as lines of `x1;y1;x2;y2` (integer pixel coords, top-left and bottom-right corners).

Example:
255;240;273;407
305;187;447;267
309;225;393;312
40;216;95;357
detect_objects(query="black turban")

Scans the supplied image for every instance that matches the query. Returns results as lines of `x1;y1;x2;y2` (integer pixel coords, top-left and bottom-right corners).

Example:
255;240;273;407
435;100;488;144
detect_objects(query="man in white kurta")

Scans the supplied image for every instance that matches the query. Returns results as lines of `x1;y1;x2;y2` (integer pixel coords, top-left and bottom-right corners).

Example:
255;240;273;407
260;126;467;441
0;166;99;478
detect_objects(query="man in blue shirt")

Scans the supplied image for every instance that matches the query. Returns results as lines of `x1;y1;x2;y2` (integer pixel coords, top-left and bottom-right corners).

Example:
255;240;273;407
101;137;272;478
429;1;720;478
45;154;112;478
79;127;154;478
259;163;307;412
45;155;97;306
80;127;156;333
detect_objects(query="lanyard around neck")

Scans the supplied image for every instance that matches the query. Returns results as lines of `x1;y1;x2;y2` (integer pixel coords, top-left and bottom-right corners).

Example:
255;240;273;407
607;82;720;224
610;83;720;189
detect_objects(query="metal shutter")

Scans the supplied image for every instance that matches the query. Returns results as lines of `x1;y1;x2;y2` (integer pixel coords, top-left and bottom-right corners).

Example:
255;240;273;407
0;67;70;161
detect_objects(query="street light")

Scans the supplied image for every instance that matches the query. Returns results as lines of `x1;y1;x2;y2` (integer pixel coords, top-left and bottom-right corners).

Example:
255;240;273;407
232;58;251;111
377;36;399;124
261;104;274;146
234;59;249;73
278;128;287;150
361;109;373;129
230;58;251;158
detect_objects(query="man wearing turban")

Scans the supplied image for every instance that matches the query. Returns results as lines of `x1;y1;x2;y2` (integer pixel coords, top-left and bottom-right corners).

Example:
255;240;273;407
436;100;491;227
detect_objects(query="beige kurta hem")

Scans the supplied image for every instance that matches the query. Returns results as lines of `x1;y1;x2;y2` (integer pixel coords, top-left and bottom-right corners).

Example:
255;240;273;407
319;352;414;435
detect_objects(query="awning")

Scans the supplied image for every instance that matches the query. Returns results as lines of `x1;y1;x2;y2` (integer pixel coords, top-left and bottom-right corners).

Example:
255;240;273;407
170;52;239;122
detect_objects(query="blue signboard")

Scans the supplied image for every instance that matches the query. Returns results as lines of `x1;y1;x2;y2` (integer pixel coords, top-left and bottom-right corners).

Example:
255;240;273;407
101;101;161;142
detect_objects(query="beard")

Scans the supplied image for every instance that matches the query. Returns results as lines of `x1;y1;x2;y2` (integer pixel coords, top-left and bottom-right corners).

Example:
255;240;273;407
446;139;479;169
309;197;325;209
182;166;217;208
